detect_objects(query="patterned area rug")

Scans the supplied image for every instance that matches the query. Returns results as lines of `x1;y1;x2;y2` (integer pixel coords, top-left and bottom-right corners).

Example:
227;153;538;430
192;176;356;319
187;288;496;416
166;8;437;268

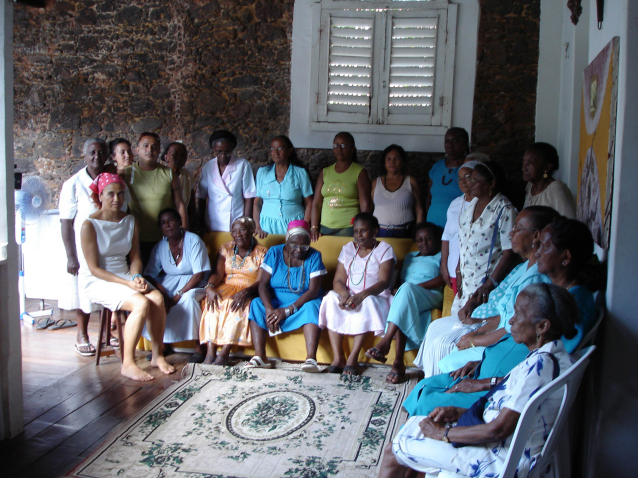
68;362;418;478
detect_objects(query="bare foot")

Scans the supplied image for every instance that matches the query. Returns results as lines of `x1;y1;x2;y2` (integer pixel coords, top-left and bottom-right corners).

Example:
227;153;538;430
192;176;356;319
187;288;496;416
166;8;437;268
151;356;176;375
121;363;154;381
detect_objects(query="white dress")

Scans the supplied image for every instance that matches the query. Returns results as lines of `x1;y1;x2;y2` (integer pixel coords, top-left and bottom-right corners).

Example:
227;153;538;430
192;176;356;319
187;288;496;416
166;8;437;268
441;195;471;277
318;241;396;336
195;156;256;232
79;215;139;312
393;340;573;478
58;167;128;313
142;232;211;343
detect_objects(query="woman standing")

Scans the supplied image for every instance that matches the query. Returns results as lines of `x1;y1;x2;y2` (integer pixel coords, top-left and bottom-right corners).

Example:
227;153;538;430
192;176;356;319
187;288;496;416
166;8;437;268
254;136;313;237
247;220;327;371
378;284;579;478
319;213;396;375
123;132;188;266
523;142;576;218
426;127;469;228
80;173;174;381
109;138;134;174
199;217;267;365
310;132;372;240
143;208;211;361
365;222;444;383
196;130;256;232
163;142;195;209
372;144;424;238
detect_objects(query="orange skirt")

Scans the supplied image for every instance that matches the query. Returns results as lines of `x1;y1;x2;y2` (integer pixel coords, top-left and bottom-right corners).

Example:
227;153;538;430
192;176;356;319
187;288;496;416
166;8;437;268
199;283;252;346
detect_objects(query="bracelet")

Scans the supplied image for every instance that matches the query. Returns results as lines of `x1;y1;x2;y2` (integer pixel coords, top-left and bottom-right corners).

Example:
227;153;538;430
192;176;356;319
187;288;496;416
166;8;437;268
176;290;184;297
288;304;298;315
204;283;215;289
132;274;142;281
310;226;319;230
489;275;499;288
470;339;476;348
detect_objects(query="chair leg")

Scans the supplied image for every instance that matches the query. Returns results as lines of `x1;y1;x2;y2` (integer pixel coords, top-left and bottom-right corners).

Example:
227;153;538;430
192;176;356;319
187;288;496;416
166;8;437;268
115;311;125;361
95;308;110;366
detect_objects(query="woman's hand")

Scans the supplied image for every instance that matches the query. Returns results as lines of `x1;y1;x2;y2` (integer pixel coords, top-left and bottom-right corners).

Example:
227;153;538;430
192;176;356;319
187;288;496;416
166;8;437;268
344;292;365;310
129;276;148;293
230;289;250;312
418;416;447;440
67;257;80;276
206;287;222;311
446;378;483;394
266;307;286;333
456;332;476;351
428;406;465;423
255;227;268;240
337;291;351;310
450;361;479;381
441;267;452;289
310;227;321;242
166;294;181;311
473;282;494;304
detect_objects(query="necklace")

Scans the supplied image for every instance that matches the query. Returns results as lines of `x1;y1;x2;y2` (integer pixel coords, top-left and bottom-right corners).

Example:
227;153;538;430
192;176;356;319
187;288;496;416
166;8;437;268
347;241;378;289
441;156;459;186
229;240;255;279
169;234;184;266
285;249;306;293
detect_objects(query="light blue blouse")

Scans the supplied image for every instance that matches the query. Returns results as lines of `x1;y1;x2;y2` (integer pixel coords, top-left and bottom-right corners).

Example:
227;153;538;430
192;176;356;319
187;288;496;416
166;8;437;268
401;251;443;293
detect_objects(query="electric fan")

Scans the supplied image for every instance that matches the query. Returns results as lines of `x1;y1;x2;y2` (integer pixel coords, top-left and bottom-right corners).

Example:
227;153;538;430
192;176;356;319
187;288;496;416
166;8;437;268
14;176;53;323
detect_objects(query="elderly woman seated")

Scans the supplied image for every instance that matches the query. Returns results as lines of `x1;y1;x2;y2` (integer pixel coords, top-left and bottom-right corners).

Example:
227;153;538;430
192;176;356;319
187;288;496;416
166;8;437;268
247;220;327;371
199;217;267;365
378;283;579;478
142;208;211;361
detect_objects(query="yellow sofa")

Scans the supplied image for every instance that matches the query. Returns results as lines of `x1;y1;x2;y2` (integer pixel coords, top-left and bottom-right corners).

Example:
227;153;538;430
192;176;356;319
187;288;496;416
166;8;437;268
143;232;444;365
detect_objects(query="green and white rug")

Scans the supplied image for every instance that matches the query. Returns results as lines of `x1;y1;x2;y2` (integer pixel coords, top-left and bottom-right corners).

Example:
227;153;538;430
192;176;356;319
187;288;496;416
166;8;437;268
69;362;418;478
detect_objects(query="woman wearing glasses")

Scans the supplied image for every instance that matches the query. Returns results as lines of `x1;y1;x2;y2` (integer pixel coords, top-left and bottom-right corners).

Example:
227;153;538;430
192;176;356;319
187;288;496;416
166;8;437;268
196;130;256;232
310;132;372;240
247;220;327;371
253;135;314;238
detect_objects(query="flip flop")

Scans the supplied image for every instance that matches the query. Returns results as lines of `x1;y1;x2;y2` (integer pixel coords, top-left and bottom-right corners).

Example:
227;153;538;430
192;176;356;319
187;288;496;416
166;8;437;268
385;370;406;384
365;347;387;363
342;365;360;376
244;356;272;369
109;337;119;349
301;358;320;373
36;317;55;330
75;343;96;356
214;355;230;366
188;352;205;364
327;365;343;374
50;319;77;330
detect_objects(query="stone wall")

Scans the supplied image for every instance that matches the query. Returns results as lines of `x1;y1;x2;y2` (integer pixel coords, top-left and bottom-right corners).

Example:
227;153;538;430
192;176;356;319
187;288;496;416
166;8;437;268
13;0;539;208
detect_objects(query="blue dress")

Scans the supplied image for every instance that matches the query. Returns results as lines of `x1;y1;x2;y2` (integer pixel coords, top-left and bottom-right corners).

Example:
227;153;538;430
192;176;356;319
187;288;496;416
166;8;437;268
427;159;462;227
255;164;314;235
385;252;443;351
561;285;595;353
249;245;326;332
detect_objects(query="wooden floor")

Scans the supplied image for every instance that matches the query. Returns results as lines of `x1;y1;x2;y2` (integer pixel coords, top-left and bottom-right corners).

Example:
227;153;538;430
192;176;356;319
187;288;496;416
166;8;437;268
1;300;191;478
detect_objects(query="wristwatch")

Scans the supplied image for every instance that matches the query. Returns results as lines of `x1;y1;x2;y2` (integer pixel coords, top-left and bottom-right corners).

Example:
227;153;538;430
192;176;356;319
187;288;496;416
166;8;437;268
490;377;497;387
442;425;452;443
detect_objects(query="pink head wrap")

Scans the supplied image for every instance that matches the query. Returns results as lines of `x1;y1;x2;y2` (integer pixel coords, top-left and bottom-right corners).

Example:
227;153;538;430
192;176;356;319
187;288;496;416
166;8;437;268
89;172;127;195
286;220;311;241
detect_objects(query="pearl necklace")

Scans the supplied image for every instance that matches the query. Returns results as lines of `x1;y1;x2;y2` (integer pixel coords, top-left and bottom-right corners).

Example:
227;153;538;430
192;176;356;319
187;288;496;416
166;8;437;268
347;241;378;289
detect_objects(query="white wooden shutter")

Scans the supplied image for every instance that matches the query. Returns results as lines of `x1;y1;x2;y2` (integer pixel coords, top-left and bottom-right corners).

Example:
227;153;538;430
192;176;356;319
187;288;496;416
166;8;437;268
317;10;376;123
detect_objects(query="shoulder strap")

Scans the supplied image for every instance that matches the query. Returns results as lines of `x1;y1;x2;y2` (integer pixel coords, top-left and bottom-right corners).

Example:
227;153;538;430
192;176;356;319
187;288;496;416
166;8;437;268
482;205;506;284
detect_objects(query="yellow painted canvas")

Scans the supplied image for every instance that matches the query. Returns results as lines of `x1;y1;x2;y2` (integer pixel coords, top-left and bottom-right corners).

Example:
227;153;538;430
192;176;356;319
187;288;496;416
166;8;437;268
577;37;619;249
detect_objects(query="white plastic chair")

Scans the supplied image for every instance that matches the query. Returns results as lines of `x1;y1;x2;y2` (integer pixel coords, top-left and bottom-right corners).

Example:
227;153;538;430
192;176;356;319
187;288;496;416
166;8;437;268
576;306;605;351
499;345;596;478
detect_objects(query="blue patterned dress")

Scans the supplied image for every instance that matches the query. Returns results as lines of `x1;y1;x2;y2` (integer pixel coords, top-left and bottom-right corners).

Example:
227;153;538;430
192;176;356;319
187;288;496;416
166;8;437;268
393;340;574;478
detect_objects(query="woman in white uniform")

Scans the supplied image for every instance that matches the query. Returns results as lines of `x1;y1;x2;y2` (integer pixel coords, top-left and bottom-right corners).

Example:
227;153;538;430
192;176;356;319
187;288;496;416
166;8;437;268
196;130;256;232
80;172;175;382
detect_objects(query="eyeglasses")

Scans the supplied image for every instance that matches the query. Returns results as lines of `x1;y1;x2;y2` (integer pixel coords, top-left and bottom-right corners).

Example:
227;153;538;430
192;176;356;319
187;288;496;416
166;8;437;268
333;143;349;149
457;175;472;183
270;147;287;152
288;244;310;252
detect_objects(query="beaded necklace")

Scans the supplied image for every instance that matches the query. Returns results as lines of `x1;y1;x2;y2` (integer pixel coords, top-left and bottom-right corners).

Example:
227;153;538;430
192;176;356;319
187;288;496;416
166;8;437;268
168;234;184;266
229;240;255;279
347;241;378;290
285;248;306;293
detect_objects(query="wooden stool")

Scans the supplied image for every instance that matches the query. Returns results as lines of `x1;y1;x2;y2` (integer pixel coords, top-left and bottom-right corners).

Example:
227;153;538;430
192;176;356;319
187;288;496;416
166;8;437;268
95;307;125;366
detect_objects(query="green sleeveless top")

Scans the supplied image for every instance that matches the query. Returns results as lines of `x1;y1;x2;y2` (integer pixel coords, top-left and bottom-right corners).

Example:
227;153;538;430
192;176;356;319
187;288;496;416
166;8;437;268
123;163;174;242
320;162;363;229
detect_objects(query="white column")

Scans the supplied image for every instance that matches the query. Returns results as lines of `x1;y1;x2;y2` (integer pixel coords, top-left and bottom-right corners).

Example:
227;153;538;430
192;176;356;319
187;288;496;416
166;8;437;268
0;0;23;440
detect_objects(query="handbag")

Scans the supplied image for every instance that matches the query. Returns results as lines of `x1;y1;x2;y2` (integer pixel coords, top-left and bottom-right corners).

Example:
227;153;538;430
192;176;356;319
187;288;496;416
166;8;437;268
451;352;560;447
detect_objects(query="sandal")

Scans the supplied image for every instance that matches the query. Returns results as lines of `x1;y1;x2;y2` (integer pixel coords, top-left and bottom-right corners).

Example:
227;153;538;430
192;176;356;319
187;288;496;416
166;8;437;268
214;355;230;366
75;343;96;356
188;352;205;364
365;347;387;363
50;318;77;330
109;337;119;349
301;359;320;373
385;370;406;384
342;365;360;376
36;317;55;330
244;356;272;369
327;365;343;374
202;355;215;365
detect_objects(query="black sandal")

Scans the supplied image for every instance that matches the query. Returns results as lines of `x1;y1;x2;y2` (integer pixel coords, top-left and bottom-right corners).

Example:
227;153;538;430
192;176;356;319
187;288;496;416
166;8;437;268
365;347;387;363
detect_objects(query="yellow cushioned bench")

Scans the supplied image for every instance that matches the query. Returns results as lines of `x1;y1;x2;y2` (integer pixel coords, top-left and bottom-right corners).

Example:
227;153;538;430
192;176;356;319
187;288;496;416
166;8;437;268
142;233;445;366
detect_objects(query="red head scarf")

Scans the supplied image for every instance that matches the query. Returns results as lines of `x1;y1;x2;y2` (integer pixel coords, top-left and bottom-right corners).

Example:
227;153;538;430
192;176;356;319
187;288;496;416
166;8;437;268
89;172;127;195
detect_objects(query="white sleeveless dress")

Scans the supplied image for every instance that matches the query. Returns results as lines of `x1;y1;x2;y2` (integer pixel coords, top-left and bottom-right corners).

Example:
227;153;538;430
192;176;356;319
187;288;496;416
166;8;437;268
79;215;140;312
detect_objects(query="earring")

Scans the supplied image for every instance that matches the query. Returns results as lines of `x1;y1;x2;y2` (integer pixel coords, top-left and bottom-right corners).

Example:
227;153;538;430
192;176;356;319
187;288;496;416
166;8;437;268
531;243;536;249
543;172;548;179
562;260;568;266
536;332;540;340
489;188;493;196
